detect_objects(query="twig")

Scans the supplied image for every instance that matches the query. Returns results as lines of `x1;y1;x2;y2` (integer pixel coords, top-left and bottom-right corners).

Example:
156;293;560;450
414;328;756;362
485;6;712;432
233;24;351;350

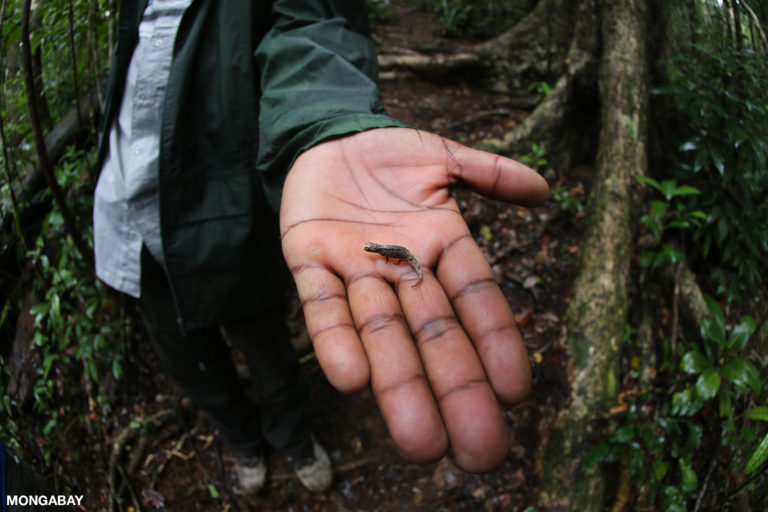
726;462;768;505
108;409;176;512
693;452;717;512
115;463;142;512
20;0;92;265
671;263;682;356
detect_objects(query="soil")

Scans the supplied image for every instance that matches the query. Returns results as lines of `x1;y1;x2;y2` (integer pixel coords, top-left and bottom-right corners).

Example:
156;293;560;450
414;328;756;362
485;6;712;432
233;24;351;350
53;5;586;511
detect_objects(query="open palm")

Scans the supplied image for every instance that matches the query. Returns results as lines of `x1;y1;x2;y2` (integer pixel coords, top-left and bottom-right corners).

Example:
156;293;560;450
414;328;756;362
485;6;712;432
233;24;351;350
280;127;549;472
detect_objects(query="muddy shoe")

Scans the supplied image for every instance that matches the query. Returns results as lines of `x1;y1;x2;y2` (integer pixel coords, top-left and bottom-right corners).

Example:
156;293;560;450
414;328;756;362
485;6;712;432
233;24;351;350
292;435;333;492
235;453;267;494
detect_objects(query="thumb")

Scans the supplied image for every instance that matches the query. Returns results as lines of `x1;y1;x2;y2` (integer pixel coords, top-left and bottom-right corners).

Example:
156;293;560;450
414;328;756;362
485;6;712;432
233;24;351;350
444;138;550;207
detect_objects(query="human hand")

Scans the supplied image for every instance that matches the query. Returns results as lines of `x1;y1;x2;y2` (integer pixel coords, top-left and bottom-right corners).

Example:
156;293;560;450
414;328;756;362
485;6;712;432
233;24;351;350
280;127;548;472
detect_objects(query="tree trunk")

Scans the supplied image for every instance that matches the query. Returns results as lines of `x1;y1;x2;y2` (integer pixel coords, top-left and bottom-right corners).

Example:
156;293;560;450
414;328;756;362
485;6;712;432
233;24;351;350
536;0;650;509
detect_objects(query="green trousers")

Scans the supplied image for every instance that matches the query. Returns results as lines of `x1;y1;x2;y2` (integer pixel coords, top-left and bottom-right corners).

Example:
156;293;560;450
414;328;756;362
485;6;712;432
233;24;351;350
136;247;313;460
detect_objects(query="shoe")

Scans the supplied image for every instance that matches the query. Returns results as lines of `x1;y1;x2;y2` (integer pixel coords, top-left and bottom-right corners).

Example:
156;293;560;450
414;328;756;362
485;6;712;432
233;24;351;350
292;435;333;492
235;452;267;494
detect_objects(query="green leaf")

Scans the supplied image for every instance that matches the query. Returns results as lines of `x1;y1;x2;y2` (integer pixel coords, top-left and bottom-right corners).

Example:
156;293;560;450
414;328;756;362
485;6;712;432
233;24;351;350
694;148;707;173
745;433;768;474
672;185;701;196
716;217;728;245
651;200;669;218
679;140;698;151
709;145;725;175
87;361;99;382
679;459;698;492
701;296;726;347
747;406;768;422
704;295;726;331
585;442;611;469
50;293;61;319
208;484;220;499
686;422;703;450
666;219;692;230
653;459;669;482
42;353;58;379
727;315;756;350
640;250;658;267
689;210;708;220
627;444;644;476
660;180;678;201
611;425;637;443
113;358;123;381
660;244;685;264
695;368;721;400
719;389;732;418
637;175;663;193
29;302;50;317
721;358;760;393
680;350;710;374
672;387;700;416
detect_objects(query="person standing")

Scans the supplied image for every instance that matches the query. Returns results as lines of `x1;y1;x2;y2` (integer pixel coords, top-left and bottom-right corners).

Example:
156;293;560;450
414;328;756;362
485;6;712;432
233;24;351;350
94;0;551;495
93;0;400;493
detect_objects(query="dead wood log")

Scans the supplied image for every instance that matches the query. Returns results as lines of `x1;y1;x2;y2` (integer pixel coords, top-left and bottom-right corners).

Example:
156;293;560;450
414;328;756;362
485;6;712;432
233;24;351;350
536;0;650;509
377;49;484;80
1;90;101;234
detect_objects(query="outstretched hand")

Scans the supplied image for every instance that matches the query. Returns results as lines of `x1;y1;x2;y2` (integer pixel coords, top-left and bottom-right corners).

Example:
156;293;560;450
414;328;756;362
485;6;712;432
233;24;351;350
280;127;549;473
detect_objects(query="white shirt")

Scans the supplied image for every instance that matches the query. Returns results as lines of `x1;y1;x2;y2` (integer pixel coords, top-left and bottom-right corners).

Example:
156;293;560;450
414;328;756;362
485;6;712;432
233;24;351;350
93;0;192;297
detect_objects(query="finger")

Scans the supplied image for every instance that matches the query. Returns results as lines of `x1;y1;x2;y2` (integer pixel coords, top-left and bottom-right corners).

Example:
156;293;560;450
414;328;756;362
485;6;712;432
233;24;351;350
397;276;509;473
291;263;370;394
437;235;532;404
347;275;448;464
443;138;550;206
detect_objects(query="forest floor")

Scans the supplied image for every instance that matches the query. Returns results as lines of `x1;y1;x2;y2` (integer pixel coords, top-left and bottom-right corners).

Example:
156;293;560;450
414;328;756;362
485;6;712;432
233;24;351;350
68;6;588;511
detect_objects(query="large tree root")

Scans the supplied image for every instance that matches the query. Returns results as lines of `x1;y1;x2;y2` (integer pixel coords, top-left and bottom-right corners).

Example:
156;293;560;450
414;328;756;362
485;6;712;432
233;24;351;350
474;0;598;167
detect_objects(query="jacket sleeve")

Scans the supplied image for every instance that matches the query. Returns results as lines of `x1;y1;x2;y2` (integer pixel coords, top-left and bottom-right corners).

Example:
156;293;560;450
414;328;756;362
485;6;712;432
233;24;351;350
254;0;405;209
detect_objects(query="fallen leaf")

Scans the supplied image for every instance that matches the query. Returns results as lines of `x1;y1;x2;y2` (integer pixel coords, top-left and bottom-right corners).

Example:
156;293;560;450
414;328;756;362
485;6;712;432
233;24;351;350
142;488;165;508
523;275;539;289
515;308;533;328
538;311;560;324
432;457;463;490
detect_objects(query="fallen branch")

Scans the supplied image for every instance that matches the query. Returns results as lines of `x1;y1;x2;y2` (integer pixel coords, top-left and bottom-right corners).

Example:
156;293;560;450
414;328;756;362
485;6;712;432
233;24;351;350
377;50;483;79
0;90;101;233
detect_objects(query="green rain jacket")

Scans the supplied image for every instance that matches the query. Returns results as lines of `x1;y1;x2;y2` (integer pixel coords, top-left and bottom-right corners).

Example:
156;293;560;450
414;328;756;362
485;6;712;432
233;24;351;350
97;0;403;330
